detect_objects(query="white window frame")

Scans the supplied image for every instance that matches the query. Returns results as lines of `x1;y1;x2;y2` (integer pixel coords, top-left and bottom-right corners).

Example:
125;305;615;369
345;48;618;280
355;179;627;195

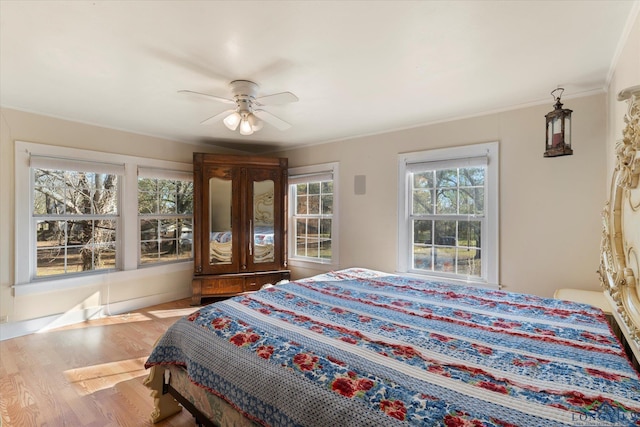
14;140;193;295
397;142;499;288
288;162;339;268
137;167;194;267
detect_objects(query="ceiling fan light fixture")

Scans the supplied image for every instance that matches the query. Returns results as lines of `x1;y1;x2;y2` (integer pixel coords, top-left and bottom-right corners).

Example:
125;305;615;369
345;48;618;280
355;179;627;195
223;111;241;130
180;80;296;135
239;118;254;135
248;113;263;132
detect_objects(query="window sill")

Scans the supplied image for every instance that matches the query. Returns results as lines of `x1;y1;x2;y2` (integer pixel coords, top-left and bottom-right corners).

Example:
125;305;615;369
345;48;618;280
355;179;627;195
397;270;500;290
288;257;338;270
13;262;193;296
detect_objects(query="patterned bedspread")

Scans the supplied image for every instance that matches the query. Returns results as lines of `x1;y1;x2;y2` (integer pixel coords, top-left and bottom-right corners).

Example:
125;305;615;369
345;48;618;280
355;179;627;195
145;268;640;426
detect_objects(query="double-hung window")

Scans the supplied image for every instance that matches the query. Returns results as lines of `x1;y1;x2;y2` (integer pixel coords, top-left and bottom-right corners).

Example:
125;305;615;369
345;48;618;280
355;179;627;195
288;163;339;266
398;142;498;286
31;156;123;278
138;168;194;266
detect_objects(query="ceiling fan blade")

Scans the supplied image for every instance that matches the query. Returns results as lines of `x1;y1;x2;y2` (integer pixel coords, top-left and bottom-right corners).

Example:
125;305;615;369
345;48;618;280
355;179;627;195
178;90;235;104
255;91;298;106
200;109;235;125
253;109;292;130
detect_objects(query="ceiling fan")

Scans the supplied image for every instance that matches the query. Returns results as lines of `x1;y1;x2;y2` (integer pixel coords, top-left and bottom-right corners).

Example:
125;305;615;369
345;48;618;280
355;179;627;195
179;80;298;136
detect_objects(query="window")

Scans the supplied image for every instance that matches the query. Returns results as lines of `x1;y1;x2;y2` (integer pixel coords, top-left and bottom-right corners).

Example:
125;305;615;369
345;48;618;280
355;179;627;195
32;162;121;277
288;163;339;266
14;141;193;292
398;142;498;286
138;168;193;266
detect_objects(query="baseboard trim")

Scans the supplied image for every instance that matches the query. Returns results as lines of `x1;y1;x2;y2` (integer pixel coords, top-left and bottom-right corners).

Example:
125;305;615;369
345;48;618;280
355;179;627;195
0;289;190;341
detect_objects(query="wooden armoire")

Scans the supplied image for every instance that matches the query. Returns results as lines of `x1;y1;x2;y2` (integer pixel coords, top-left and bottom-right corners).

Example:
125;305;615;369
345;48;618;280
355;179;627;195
191;153;290;305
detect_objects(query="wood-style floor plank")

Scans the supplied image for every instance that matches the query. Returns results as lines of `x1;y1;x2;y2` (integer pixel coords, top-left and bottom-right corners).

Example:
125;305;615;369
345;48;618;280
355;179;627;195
0;299;200;426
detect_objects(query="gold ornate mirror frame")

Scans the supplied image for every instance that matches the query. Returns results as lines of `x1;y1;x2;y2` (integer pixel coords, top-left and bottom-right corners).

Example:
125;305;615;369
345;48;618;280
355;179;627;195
600;85;640;364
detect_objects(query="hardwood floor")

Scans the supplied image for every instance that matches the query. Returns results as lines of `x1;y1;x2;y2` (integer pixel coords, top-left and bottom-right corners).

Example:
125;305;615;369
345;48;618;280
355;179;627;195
0;299;201;427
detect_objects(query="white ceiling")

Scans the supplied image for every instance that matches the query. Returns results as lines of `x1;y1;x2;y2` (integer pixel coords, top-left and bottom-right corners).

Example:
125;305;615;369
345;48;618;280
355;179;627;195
0;1;636;153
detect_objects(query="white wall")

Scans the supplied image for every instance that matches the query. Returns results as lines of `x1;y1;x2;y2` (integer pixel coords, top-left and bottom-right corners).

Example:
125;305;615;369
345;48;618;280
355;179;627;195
276;93;607;298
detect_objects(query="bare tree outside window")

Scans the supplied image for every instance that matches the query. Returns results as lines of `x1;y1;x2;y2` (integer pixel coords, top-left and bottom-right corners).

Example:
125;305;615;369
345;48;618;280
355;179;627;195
34;169;118;277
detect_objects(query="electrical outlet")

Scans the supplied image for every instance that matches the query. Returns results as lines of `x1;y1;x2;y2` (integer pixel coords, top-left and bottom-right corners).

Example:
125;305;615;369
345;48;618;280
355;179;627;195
0;315;8;324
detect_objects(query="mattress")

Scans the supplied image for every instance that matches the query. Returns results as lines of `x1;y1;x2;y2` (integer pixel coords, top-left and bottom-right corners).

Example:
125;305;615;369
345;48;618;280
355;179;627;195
146;268;640;426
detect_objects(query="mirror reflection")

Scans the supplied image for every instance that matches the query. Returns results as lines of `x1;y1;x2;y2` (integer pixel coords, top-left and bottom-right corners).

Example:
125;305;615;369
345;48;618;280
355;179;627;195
253;180;275;263
209;177;232;264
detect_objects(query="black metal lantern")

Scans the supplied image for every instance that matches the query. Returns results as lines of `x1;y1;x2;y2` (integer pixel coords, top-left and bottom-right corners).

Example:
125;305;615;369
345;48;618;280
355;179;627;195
544;88;573;157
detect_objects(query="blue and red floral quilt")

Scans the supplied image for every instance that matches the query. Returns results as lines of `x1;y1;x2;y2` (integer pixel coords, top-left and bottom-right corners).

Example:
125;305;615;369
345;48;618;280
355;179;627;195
145;268;640;426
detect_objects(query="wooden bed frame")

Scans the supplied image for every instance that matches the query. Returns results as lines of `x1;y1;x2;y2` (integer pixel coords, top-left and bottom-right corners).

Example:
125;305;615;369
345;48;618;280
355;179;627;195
599;85;640;369
144;86;640;425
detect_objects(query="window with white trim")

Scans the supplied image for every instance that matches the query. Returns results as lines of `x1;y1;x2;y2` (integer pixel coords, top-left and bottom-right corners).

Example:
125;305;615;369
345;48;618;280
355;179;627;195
31;156;122;277
398;142;499;286
288;163;339;266
15;141;193;289
138;168;193;266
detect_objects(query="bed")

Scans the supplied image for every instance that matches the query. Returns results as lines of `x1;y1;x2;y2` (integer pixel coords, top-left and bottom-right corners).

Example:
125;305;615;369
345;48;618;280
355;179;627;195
144;86;640;426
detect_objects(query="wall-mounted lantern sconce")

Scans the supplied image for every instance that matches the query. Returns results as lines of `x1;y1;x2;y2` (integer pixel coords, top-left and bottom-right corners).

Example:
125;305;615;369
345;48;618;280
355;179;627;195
544;88;573;157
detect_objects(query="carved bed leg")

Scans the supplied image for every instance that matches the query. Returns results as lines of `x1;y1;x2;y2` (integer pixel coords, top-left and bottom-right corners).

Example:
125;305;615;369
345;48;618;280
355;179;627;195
143;365;182;423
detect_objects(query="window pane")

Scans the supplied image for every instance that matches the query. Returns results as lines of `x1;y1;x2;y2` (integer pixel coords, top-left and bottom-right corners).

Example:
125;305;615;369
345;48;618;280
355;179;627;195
306;218;319;257
296;195;308;215
436;189;457;214
458;221;481;248
97;220;117;244
96;243;116;270
295;217;307;257
413;246;433;270
459;188;484;215
321;181;333;193
37;220;65;247
36;247;65;277
308;182;320;195
459;167;485;186
307;218;319;239
433;247;455;272
94;190;118;214
34;169;65;186
176;181;194;214
413;171;433;189
140;219;158;241
158;179;178;214
320;219;332;259
458;248;481;276
296;183;308;195
65;246;85;274
33;188;55;215
321;194;333;215
178;219;192;258
412;189;433;215
308;195;320;215
434;220;456;246
140;241;159;264
159;219;178;259
159;240;178;261
436;169;458;187
68;189;92;215
138;191;157;214
413;220;432;245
